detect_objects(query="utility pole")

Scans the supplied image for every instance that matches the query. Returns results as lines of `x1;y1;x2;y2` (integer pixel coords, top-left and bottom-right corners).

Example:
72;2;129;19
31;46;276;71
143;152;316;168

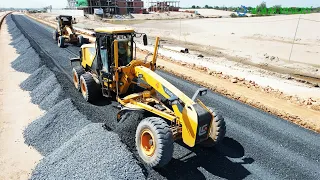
289;15;301;62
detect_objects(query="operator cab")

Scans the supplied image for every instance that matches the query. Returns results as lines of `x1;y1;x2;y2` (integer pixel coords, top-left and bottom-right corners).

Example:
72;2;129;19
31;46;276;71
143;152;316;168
56;15;73;31
93;27;148;74
94;28;135;73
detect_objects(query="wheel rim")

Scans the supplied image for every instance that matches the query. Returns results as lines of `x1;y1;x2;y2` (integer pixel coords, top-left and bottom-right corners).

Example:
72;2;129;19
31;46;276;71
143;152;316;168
140;129;156;157
80;78;87;98
73;71;78;88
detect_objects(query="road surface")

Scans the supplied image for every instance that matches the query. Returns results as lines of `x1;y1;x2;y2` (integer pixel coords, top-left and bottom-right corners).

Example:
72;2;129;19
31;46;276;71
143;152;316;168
9;14;320;180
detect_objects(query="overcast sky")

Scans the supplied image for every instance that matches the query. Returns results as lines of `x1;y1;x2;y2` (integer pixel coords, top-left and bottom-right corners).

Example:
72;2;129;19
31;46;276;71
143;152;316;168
1;0;319;9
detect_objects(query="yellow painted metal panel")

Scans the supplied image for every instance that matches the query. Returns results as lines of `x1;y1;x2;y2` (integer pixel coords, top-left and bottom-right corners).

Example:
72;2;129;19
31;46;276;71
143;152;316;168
134;66;194;105
182;106;198;147
81;46;96;68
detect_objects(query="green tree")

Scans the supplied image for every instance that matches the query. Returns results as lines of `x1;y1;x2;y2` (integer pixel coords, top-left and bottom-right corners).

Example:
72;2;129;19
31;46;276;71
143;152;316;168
256;1;267;14
272;5;281;14
204;5;209;9
191;5;196;9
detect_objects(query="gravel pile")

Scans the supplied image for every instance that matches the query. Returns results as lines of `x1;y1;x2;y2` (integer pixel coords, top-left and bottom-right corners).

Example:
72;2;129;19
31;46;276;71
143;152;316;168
114;111;145;150
10;34;31;54
38;85;64;110
30;74;65;110
72;100;119;125
20;65;54;91
6;15;42;73
31;123;145;180
11;46;41;73
8;14;149;179
23;99;91;156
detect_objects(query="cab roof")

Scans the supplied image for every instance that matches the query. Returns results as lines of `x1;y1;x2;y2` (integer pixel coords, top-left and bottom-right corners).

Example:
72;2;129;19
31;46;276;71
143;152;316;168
94;27;135;34
57;15;72;18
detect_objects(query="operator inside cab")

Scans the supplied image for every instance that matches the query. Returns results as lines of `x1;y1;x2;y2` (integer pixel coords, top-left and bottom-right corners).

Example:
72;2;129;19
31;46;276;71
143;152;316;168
118;40;131;66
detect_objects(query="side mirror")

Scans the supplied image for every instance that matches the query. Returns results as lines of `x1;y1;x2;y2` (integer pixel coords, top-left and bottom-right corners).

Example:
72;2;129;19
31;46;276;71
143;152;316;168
191;88;208;101
56;17;58;20
143;34;148;46
199;89;207;96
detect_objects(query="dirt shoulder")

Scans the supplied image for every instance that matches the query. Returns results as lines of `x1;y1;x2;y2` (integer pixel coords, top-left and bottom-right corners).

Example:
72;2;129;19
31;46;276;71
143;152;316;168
25;13;320;133
152;54;320;132
0;19;43;179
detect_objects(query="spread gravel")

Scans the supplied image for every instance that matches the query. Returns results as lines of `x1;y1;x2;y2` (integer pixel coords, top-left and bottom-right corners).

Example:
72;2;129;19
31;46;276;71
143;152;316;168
10;33;31;54
6;13;320;180
30;123;145;180
23;98;91;156
30;74;65;110
7;15;147;179
38;85;65;110
114;111;145;150
7;16;42;73
11;46;42;73
20;65;54;91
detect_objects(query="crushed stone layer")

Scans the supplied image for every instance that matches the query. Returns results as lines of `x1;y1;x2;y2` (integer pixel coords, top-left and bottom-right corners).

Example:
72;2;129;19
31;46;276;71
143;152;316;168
10;13;320;180
7;14;147;179
23;99;91;156
31;123;145;180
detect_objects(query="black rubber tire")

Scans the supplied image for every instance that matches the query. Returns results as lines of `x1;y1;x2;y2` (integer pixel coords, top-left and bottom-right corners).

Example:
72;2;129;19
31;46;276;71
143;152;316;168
78;35;84;46
72;66;85;91
135;117;174;168
53;30;58;41
58;36;65;48
79;73;98;102
200;107;226;147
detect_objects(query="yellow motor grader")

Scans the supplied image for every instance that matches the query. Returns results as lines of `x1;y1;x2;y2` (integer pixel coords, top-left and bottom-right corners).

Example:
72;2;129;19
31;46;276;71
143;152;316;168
70;27;226;168
53;15;85;48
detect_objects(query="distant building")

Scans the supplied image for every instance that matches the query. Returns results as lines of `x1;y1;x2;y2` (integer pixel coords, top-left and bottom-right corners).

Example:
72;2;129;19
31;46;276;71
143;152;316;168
148;1;180;12
73;0;144;15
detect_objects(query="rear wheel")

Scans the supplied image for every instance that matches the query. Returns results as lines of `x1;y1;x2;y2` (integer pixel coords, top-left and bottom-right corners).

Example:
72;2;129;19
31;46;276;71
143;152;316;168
72;66;85;91
79;73;98;102
58;36;65;48
53;30;58;41
200;107;226;147
78;35;84;46
135;117;174;168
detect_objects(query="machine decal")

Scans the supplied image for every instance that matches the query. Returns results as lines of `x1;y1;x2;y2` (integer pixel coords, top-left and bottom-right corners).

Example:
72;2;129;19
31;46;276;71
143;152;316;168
163;86;174;98
198;124;208;136
194;104;212;143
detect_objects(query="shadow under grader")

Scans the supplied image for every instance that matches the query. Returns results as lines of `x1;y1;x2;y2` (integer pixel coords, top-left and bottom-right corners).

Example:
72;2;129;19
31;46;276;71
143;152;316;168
156;137;254;180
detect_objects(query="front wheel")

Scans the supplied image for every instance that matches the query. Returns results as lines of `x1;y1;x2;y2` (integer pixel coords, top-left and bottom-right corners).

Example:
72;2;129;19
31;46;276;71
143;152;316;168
72;66;85;91
79;73;99;102
77;35;84;47
200;107;226;147
135;117;174;168
58;36;65;48
53;30;58;41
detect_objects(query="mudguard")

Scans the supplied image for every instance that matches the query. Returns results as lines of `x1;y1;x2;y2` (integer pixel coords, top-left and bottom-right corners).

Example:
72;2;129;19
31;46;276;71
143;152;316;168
70;58;81;66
